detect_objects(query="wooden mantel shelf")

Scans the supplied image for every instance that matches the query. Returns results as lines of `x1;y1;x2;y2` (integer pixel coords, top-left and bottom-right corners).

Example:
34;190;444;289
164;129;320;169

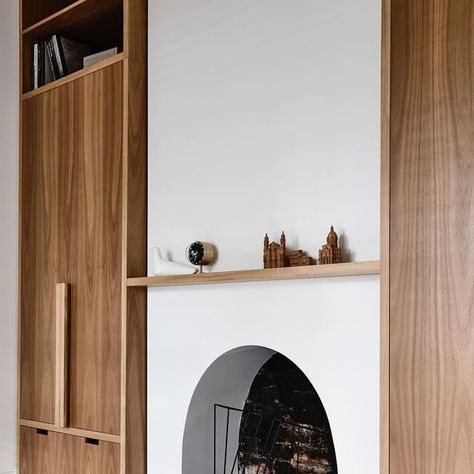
127;260;380;288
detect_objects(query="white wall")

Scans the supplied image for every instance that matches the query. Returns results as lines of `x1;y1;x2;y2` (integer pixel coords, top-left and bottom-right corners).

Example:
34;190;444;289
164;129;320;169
0;0;18;472
149;0;380;270
148;0;381;473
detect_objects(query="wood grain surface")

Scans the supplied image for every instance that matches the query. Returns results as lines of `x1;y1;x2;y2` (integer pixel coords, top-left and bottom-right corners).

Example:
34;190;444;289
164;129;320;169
21;0;74;29
22;53;124;101
20;63;124;435
20;419;121;444
20;426;120;473
380;0;391;472
122;0;148;471
22;0;121;35
127;261;380;287
55;283;69;428
390;0;474;471
20;90;59;424
63;63;123;435
19;0;147;472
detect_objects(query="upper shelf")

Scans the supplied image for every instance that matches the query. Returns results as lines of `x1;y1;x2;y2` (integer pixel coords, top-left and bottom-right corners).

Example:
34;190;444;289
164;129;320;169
22;0;122;37
127;261;380;288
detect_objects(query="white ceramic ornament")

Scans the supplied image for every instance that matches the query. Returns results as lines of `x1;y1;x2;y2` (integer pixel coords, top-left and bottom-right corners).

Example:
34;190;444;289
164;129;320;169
152;247;198;276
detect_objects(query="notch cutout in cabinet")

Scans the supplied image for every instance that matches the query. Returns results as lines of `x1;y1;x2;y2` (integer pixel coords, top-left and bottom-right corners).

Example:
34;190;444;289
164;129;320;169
85;438;100;446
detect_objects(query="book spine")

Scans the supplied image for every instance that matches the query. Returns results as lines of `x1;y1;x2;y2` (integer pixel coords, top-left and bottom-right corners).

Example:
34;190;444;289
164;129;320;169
38;42;45;87
33;42;39;89
52;35;66;77
46;41;58;81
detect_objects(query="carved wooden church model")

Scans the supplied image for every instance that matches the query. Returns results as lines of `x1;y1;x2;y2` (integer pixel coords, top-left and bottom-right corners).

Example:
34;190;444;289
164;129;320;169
318;226;342;264
263;232;314;268
263;232;288;268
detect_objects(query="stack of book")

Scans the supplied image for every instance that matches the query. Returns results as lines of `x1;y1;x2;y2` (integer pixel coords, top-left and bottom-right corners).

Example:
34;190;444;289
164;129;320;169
33;35;118;89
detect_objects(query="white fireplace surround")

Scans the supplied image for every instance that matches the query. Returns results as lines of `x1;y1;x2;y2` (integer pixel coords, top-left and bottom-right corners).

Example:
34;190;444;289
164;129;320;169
148;277;379;473
147;0;381;472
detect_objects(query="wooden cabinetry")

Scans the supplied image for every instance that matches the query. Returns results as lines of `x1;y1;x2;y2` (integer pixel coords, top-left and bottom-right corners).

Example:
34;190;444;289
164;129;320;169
19;0;146;472
21;60;123;435
385;0;474;471
20;426;120;473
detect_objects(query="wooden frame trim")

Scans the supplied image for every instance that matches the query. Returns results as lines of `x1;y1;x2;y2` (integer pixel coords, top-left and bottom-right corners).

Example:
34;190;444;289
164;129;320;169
17;0;24;471
120;55;130;473
22;0;121;34
22;53;124;101
380;0;391;472
19;419;121;444
55;283;69;429
127;261;380;288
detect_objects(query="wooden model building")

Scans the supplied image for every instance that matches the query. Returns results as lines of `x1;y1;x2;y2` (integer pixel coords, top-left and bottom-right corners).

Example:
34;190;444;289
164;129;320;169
264;232;288;268
318;226;342;264
287;250;313;267
264;232;313;268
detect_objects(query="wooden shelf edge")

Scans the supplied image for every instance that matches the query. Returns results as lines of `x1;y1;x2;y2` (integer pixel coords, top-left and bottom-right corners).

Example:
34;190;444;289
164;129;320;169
19;419;121;444
22;53;124;101
127;260;380;288
22;0;120;35
23;0;88;34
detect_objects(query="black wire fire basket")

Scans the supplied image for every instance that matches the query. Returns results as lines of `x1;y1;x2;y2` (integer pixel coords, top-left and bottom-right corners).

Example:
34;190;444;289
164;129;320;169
214;404;336;474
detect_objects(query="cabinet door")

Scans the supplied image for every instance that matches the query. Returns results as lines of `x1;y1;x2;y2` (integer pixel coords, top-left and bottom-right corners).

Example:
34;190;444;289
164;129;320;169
21;62;123;434
390;0;474;471
62;63;123;435
20;89;61;423
20;426;120;474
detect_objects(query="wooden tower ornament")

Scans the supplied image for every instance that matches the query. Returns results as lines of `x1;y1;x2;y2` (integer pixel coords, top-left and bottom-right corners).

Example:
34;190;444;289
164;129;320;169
263;232;288;268
263;232;313;268
318;226;342;264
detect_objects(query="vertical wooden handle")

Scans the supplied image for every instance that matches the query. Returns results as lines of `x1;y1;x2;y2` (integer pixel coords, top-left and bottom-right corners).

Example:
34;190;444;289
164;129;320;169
55;283;69;428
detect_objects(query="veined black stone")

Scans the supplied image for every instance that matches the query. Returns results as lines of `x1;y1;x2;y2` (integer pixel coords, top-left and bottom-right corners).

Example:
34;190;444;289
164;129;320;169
237;353;337;474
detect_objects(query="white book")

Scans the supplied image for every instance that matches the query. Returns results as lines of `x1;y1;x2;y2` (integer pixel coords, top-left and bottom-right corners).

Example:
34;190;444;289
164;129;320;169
83;47;118;68
33;43;39;89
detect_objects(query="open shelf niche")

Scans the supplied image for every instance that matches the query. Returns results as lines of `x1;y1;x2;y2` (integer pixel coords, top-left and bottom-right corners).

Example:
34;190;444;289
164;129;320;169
22;0;123;95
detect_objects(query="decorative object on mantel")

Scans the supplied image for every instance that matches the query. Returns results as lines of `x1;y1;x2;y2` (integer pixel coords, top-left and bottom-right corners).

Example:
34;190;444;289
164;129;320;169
264;232;313;268
263;232;288;268
318;226;342;265
152;247;198;276
287;250;313;267
186;241;216;272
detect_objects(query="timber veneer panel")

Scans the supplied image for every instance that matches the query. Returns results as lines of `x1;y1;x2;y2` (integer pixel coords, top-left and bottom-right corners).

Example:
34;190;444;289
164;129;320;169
20;426;120;474
19;0;147;470
20;90;60;424
21;63;124;435
390;0;474;471
64;63;123;435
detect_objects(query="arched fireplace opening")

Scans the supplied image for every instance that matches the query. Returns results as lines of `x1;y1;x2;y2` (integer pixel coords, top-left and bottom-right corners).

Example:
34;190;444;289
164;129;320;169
182;346;337;474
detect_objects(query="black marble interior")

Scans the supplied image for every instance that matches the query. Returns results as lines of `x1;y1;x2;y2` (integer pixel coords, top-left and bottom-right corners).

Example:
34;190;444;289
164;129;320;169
237;353;337;474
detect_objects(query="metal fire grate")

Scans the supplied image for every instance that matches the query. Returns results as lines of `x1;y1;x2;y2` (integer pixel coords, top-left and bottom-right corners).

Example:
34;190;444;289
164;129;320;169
214;404;334;474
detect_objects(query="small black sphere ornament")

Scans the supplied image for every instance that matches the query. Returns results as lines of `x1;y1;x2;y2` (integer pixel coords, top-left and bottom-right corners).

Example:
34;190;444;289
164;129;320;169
186;241;216;272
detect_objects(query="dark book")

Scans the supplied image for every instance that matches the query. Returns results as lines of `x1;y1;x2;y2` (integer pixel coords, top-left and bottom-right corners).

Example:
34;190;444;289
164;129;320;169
52;35;91;76
34;41;54;88
33;42;48;89
46;40;59;80
44;42;54;85
51;35;65;77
